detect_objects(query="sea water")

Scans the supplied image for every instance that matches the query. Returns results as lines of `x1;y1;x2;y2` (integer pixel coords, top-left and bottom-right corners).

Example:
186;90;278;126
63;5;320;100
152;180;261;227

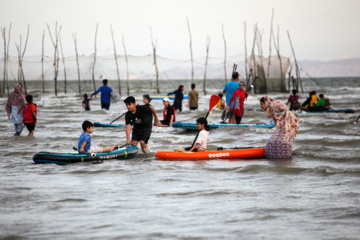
1;78;360;239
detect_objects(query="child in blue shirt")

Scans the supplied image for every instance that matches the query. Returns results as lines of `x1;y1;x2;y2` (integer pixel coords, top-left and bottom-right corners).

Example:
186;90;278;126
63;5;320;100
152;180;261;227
78;120;115;153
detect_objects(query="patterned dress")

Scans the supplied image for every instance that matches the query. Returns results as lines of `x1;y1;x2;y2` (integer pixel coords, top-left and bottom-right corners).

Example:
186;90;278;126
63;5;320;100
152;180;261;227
262;96;299;159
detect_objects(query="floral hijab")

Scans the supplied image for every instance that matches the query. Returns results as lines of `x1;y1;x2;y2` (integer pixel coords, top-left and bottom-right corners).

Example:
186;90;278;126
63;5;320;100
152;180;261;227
5;84;25;117
263;96;299;142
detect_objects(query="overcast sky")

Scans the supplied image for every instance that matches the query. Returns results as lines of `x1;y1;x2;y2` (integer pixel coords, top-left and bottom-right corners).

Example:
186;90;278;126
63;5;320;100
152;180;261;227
0;0;359;61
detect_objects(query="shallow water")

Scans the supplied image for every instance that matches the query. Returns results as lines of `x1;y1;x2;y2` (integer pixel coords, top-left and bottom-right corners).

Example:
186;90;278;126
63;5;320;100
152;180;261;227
1;78;360;239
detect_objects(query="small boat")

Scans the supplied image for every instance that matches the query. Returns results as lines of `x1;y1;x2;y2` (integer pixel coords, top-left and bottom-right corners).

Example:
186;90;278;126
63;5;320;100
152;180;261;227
298;109;354;114
256;109;354;113
155;147;264;160
33;145;138;165
171;121;275;130
94;122;125;128
150;94;188;100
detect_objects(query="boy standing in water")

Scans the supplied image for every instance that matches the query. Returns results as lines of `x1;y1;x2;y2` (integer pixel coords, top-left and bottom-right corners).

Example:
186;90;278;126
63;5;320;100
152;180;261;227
187;83;199;110
124;96;153;153
78;120;115;153
91;79;113;110
23;95;37;136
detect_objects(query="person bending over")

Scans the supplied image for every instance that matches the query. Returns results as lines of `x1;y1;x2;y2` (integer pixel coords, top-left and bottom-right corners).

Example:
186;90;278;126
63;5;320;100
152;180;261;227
124;96;153;153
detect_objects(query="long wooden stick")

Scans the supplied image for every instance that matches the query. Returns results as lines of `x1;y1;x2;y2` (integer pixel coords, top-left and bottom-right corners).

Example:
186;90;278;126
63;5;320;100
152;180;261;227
91;23;98;92
150;26;160;94
59;36;67;94
287;30;303;93
203;36;210;95
187;17;194;84
122;34;130;96
222;23;227;83
72;33;81;93
41;30;45;93
110;24;121;94
267;9;274;82
243;22;248;86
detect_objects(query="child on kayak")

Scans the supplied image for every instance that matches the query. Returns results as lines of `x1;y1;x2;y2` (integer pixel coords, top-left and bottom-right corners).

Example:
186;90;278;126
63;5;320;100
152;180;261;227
187;117;210;152
78;120;115;153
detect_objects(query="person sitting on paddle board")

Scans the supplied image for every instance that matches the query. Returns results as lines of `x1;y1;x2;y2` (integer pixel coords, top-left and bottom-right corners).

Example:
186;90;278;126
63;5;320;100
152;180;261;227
286;89;301;112
314;93;331;111
143;94;160;125
224;81;247;124
78;120;115;153
82;93;91;111
156;97;175;127
124;96;153;153
223;72;240;124
187;117;210;152
301;91;319;112
260;97;299;159
91;79;113;110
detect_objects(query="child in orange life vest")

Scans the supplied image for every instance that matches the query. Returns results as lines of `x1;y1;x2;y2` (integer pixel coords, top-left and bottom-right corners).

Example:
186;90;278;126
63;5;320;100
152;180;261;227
23;95;37;136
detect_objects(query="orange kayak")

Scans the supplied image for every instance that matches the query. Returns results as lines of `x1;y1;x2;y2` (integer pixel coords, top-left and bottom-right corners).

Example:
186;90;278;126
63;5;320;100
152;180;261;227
155;148;264;160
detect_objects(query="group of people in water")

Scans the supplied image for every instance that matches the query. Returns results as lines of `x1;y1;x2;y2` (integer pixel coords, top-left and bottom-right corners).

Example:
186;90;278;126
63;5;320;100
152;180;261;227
10;73;339;159
286;89;331;112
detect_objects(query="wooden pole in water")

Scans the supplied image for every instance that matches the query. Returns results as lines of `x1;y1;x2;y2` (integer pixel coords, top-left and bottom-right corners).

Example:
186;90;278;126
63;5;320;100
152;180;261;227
41;30;45;93
267;9;274;83
250;24;257;93
243;22;249;86
1;27;5;97
110;24;121;94
59;36;67;94
91;23;98;92
287;30;303;93
15;24;30;95
72;33;81;93
272;25;284;92
46;22;61;96
187;17;194;84
1;23;12;96
222;23;227;83
203;36;210;95
122;34;130;96
150;26;160;94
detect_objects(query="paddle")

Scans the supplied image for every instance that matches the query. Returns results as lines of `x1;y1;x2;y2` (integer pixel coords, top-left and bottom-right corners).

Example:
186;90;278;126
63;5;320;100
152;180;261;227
73;144;127;153
109;112;126;124
355;114;360;124
189;95;220;149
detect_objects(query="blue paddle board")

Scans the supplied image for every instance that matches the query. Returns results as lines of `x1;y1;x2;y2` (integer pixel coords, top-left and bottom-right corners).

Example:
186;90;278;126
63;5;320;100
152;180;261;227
94;122;125;128
150;94;188;100
172;121;275;130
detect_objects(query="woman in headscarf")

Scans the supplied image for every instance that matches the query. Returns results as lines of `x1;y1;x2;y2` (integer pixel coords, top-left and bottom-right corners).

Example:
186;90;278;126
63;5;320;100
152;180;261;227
260;96;299;158
5;84;25;136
